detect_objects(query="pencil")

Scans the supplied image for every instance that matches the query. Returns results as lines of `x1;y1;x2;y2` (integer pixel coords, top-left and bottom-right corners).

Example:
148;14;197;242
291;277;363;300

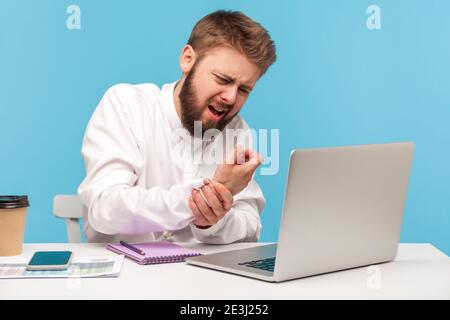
120;241;146;256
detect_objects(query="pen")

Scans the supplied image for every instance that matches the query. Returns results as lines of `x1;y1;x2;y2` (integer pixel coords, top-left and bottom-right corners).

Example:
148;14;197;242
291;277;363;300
120;241;146;256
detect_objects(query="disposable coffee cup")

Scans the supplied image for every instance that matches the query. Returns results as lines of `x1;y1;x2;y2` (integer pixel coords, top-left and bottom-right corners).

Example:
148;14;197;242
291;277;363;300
0;195;29;256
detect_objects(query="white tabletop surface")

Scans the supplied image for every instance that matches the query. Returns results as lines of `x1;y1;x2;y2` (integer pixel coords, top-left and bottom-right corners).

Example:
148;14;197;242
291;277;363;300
0;242;449;299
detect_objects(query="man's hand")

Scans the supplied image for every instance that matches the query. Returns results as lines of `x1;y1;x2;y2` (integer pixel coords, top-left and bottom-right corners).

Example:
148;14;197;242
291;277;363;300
212;145;263;196
189;182;233;228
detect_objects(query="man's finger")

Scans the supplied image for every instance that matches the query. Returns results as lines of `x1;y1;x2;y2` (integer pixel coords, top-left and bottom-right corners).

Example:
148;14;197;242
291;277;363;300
189;197;210;226
211;183;233;211
225;144;246;165
192;190;215;224
244;149;263;166
202;185;225;217
195;187;212;207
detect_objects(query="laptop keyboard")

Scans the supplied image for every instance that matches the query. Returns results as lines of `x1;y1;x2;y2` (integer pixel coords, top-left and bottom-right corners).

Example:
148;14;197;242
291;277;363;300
238;257;276;272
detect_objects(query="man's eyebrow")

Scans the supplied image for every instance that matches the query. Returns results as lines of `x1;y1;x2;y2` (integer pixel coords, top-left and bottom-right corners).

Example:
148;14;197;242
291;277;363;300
215;72;254;91
215;72;235;82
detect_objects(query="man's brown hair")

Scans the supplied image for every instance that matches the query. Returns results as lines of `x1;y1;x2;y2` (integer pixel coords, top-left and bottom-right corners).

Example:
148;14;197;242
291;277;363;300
187;10;277;75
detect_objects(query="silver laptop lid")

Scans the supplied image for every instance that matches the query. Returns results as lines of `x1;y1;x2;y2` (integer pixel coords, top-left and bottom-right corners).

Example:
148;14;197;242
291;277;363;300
273;142;414;281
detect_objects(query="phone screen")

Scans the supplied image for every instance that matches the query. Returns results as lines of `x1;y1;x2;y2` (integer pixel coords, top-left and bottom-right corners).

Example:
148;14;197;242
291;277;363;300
28;251;72;266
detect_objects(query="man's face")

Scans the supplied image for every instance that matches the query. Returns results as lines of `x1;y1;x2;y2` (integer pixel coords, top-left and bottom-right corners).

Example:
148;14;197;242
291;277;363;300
179;46;261;136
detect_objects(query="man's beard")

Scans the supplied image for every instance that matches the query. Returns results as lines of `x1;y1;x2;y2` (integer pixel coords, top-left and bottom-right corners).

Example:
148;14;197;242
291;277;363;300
178;64;236;137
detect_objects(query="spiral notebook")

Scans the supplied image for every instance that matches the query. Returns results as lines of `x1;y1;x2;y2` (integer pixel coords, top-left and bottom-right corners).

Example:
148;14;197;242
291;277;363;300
107;241;202;265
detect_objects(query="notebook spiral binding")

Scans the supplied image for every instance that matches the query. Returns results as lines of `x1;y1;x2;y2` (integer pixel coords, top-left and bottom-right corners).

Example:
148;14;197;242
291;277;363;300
106;241;202;265
144;253;202;264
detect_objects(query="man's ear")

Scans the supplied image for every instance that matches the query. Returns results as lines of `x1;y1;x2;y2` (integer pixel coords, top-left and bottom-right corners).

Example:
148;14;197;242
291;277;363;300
179;45;197;74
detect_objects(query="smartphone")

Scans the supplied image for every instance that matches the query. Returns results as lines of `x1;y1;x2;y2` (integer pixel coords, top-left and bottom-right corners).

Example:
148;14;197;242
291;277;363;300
26;251;73;271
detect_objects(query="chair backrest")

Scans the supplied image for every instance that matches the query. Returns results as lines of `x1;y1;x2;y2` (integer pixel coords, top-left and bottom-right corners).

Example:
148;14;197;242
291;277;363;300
53;195;86;243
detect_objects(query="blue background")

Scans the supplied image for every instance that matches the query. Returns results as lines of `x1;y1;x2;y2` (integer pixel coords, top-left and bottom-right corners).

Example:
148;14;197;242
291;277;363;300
1;0;449;255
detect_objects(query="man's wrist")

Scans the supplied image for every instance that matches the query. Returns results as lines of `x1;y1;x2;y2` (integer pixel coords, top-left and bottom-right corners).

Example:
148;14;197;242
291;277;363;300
211;179;233;195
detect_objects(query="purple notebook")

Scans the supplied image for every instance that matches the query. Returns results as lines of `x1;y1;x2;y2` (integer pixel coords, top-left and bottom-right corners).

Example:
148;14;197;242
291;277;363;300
107;241;202;265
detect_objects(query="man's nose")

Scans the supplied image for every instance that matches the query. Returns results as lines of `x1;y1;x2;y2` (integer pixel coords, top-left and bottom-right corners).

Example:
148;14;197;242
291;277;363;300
220;85;238;106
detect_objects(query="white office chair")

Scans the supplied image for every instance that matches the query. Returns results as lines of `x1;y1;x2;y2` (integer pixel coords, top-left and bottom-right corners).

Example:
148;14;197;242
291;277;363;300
53;195;86;243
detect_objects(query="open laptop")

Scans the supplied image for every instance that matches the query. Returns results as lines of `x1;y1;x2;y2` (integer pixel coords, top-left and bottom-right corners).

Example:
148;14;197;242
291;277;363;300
186;142;414;282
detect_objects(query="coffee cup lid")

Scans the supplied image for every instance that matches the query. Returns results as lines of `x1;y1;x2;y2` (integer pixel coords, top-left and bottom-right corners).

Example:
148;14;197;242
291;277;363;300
0;196;30;209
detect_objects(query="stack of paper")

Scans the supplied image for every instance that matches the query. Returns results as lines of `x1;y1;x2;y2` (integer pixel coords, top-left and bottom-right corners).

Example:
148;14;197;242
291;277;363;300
0;256;124;279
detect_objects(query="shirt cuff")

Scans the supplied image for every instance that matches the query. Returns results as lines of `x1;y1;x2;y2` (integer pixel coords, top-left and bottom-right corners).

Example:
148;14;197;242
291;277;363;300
181;178;205;198
189;216;227;237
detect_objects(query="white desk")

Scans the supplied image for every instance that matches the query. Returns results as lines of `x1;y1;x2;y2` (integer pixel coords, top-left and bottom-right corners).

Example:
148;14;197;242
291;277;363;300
0;243;449;299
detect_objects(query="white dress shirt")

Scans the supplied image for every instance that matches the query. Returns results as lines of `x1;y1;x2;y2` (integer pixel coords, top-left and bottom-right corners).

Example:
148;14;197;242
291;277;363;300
78;82;265;244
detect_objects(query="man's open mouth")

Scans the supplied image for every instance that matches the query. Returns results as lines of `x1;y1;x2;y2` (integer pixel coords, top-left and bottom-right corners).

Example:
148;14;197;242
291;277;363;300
207;105;228;122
